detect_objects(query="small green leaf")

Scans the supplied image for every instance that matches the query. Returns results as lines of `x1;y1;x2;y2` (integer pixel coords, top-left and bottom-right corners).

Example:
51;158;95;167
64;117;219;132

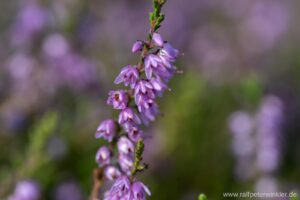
157;14;165;24
153;0;159;9
198;194;207;200
149;12;155;24
136;139;145;159
290;195;299;200
154;7;159;17
154;24;161;31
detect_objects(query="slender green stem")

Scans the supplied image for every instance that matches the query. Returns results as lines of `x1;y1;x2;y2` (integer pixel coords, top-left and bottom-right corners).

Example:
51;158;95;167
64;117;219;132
137;0;166;71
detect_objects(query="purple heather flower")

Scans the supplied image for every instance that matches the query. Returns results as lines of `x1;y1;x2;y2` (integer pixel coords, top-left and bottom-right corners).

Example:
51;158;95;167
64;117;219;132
118;108;141;127
144;54;176;82
135;95;154;113
104;176;131;200
105;166;122;181
8;180;40;200
114;65;139;88
128;126;143;142
152;33;164;47
118;137;135;155
95;120;117;142
107;90;129;110
43;34;69;58
134;80;155;103
118;154;134;175
159;43;179;62
131;181;151;200
95;146;111;167
154;65;176;82
132;41;143;53
256;96;283;173
144;54;163;79
139;101;160;125
11;3;48;46
149;76;168;97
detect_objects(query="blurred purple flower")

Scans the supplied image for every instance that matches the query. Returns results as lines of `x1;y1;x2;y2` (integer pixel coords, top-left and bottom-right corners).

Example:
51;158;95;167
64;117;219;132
118;108;141;127
11;2;48;46
114;65;139;89
139;101;160;125
255;176;278;194
144;54;163;80
238;1;289;54
132;41;144;53
128;126;144;143
228;110;255;181
145;53;176;82
256;95;283;173
95;119;117;142
107;90;129;110
43;34;70;58
159;43;179;62
105;166;122;181
229;95;284;184
118;137;135;155
104;176;131;200
229;111;254;138
131;181;151;200
42;33;97;91
95;146;111;167
152;33;164;47
118;154;134;175
149;77;168;97
134;80;155;101
6;53;34;82
8;180;40;200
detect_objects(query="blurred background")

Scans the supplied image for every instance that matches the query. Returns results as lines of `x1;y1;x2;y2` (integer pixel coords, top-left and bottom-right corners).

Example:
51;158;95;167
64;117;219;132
0;0;300;199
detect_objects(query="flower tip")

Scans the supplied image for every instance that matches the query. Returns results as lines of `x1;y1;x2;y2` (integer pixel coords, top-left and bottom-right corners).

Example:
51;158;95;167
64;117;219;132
152;33;164;47
132;41;143;53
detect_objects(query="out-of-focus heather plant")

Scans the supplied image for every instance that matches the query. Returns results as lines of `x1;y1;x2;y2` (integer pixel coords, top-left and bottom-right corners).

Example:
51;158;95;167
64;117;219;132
91;0;181;199
8;180;41;200
0;0;101;139
1;112;58;199
1;0;98;130
229;95;284;193
255;96;284;194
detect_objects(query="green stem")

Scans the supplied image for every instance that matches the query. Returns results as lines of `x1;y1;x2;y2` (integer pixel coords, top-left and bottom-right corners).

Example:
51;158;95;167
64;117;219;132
137;0;166;71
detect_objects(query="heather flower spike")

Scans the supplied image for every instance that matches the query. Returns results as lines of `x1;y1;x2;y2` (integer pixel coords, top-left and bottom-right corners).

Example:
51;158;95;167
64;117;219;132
92;0;181;199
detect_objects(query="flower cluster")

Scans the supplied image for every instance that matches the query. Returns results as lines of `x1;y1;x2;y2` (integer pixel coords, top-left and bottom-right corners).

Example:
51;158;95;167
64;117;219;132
8;180;41;200
93;0;180;199
228;95;284;193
